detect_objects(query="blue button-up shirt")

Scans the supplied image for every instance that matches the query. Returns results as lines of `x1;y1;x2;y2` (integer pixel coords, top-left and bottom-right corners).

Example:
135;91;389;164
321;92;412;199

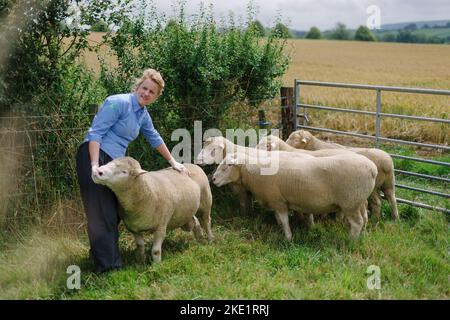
84;93;164;159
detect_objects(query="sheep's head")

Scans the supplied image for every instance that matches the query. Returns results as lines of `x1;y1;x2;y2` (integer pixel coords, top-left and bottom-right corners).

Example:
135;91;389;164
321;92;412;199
196;136;226;165
256;135;280;151
286;130;313;149
211;154;241;187
92;157;146;188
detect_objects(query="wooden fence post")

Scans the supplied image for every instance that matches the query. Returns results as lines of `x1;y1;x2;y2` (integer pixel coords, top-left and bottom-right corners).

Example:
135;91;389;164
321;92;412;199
280;87;294;140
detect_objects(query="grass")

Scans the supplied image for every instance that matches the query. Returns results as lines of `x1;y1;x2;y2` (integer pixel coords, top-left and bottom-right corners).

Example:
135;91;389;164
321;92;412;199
1;171;448;299
2;140;447;300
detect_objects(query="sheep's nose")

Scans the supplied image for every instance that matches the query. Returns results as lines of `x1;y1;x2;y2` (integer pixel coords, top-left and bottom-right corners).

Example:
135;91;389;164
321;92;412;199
212;177;216;182
98;171;103;176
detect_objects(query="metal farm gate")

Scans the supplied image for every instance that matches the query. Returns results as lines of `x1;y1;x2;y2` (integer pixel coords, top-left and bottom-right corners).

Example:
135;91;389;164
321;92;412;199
289;80;450;215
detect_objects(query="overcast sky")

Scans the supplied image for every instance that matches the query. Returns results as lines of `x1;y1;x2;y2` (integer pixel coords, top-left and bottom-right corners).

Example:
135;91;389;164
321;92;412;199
152;0;450;30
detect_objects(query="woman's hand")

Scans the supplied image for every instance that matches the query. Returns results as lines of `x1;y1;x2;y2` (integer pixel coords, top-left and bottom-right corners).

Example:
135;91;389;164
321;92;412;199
91;162;100;180
168;158;190;175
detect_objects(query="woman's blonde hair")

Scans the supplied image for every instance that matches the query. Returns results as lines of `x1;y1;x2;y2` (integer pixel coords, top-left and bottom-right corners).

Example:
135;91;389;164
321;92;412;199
133;68;165;95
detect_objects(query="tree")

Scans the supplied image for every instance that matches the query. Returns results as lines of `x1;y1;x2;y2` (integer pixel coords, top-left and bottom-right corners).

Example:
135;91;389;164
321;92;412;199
99;0;290;145
272;22;292;38
404;23;417;31
396;30;416;43
305;26;322;39
354;26;376;41
249;20;265;37
382;33;397;42
90;20;109;32
0;0;90;111
330;23;351;40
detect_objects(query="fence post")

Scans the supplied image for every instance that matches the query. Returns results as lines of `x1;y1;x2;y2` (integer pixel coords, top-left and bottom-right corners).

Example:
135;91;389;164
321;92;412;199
280;86;294;140
375;89;381;148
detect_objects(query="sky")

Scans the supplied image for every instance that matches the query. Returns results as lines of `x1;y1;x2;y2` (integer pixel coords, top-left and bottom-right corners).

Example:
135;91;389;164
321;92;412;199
151;0;450;31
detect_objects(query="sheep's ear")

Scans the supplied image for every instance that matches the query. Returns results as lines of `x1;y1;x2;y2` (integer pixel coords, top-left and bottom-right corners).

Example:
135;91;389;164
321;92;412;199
301;138;308;144
227;154;239;165
131;168;147;177
228;157;238;165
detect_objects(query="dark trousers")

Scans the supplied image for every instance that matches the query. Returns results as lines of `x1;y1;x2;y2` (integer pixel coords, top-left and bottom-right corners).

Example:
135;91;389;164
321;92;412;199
76;142;123;273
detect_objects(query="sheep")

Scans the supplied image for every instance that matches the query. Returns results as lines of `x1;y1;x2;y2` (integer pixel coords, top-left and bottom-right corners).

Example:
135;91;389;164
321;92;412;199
92;156;214;263
196;136;315;218
211;152;377;241
256;134;355;157
257;135;360;222
286;130;399;221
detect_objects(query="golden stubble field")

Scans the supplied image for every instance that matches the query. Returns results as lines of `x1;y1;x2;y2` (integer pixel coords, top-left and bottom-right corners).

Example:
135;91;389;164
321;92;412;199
83;34;450;144
282;39;450;145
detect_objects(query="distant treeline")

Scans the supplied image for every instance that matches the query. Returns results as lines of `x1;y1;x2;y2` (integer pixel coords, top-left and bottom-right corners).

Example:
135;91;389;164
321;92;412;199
242;20;450;44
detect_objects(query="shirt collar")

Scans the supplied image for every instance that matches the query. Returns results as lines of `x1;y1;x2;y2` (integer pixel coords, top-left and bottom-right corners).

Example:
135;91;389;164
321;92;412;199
131;93;145;112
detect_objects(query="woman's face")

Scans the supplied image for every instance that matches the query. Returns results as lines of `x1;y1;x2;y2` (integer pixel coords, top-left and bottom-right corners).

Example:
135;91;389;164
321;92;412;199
135;79;160;106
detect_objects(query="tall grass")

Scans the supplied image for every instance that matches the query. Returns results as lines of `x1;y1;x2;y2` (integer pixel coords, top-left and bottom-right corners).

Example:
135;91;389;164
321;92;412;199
1;199;448;299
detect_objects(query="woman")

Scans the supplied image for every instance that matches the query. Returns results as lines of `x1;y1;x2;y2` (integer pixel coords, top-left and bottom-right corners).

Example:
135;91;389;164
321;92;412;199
76;68;187;273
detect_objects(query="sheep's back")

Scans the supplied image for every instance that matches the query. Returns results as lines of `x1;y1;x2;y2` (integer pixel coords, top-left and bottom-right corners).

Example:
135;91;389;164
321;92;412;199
243;154;376;213
136;168;203;230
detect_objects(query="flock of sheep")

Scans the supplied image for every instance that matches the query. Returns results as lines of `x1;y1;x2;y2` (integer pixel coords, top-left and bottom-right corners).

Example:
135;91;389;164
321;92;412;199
92;130;398;263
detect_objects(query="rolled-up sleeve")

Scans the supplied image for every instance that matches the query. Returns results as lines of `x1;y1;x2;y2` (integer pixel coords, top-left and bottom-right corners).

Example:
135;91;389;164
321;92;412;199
86;98;122;144
140;113;164;148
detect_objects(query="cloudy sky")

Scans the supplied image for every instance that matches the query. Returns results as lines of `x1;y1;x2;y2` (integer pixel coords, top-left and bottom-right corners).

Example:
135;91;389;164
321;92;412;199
152;0;450;30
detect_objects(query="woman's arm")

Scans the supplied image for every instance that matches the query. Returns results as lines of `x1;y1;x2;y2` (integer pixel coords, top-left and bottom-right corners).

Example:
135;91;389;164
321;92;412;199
155;143;172;161
89;141;100;172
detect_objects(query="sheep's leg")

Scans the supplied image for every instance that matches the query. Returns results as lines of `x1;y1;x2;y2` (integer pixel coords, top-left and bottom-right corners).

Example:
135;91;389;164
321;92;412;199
232;184;253;216
382;187;399;221
192;216;204;240
133;233;145;263
368;190;382;220
239;190;253;216
306;213;314;229
296;212;314;229
181;218;195;232
199;208;214;243
359;203;368;232
345;209;364;240
151;227;167;263
275;211;292;241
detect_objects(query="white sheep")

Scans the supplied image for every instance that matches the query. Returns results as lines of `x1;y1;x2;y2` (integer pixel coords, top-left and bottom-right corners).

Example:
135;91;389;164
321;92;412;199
256;134;355;157
286;130;399;220
212;152;377;241
92;157;214;263
196;136;315;218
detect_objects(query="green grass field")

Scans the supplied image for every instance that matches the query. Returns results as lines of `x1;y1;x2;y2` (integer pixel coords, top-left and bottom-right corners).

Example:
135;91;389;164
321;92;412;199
1;149;448;300
1;205;448;299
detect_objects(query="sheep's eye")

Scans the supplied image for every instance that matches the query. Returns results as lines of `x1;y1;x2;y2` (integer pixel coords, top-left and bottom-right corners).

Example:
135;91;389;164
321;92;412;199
122;170;127;174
